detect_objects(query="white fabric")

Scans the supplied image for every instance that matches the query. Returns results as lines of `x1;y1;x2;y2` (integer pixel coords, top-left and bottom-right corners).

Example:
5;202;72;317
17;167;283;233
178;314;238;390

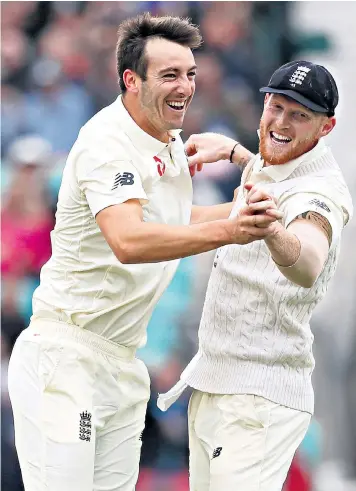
32;95;193;348
8;319;150;491
282;192;344;247
160;138;353;415
157;379;188;411
188;391;311;491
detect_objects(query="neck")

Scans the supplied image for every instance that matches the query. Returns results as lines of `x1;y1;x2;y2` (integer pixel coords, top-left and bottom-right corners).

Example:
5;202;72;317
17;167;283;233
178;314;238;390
122;93;169;143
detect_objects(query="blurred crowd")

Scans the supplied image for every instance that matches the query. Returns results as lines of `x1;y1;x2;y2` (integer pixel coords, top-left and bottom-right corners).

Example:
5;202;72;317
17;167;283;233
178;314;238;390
1;2;354;491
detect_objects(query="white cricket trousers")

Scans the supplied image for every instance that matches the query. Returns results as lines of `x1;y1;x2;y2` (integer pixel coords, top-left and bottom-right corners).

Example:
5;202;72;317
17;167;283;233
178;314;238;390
7;319;150;491
188;390;311;491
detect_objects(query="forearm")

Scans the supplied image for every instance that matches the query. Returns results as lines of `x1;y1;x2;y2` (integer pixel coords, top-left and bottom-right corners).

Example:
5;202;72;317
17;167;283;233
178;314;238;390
97;197;281;265
230;145;255;168
264;224;301;267
114;220;232;264
190;203;233;224
215;138;255;167
264;223;328;288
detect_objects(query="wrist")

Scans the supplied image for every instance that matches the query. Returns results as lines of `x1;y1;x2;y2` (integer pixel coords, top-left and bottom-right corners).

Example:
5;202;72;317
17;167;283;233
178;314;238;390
265;225;302;268
229;142;240;163
236;149;255;167
214;218;235;246
220;138;239;161
264;221;284;244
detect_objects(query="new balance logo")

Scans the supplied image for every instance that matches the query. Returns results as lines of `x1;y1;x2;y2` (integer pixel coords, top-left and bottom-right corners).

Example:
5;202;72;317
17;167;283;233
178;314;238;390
212;447;222;459
79;411;92;442
112;172;134;190
309;199;330;212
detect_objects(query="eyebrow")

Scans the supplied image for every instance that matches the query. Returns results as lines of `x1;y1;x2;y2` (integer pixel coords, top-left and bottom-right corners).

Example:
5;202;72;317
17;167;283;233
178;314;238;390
158;65;197;75
272;98;312;116
292;107;313;116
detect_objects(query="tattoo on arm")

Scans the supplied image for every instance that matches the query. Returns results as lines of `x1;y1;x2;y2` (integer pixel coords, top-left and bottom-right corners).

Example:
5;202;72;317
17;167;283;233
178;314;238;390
231;147;255;169
237;151;255;169
294;211;332;245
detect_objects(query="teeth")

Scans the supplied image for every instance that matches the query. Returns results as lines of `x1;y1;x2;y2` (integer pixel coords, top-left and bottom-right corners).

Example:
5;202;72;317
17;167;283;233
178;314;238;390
167;101;185;109
272;132;291;142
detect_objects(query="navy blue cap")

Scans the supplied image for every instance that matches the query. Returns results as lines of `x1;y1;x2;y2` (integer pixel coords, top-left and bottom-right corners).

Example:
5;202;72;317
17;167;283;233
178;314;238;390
260;60;338;116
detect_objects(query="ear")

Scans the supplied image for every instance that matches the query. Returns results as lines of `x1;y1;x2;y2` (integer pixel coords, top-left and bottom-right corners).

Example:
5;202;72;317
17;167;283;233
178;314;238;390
262;93;273;112
122;69;139;93
320;116;336;137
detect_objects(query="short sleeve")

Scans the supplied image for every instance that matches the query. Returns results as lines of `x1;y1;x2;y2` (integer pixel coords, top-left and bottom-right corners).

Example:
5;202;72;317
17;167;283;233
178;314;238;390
280;192;345;248
78;160;148;217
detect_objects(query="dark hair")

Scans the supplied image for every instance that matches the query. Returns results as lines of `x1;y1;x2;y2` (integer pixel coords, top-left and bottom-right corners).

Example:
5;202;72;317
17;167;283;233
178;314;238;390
116;12;202;92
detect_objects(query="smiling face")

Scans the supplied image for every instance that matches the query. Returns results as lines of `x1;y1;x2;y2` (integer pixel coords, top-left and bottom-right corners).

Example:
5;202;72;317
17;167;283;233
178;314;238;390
135;37;196;139
259;94;335;165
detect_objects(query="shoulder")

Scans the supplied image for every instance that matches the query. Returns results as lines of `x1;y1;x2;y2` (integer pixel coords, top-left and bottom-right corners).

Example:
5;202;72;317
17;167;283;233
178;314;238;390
278;176;352;250
280;172;352;221
75;103;133;165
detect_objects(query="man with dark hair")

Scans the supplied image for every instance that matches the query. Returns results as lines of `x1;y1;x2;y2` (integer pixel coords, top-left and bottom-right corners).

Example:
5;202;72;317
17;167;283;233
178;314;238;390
8;13;282;491
159;61;353;490
116;13;203;93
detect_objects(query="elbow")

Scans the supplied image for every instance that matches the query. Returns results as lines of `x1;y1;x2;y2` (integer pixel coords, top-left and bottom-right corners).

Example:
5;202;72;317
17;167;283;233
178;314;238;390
293;270;320;289
280;269;320;289
111;225;146;264
114;242;138;264
297;276;316;289
298;260;325;288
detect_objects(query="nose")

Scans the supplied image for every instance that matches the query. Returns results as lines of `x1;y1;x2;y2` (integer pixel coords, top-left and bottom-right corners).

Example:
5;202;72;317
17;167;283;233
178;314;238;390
177;75;194;97
275;110;290;129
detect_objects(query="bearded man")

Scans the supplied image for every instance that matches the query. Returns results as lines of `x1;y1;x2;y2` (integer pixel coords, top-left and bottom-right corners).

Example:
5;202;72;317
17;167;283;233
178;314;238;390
158;61;353;491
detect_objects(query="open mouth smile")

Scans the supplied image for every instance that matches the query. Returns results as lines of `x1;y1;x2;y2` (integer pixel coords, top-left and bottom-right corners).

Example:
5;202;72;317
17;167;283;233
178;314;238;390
270;131;292;145
166;100;186;111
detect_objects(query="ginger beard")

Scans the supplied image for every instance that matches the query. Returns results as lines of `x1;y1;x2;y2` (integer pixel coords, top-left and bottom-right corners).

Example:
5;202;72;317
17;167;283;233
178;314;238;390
259;117;320;166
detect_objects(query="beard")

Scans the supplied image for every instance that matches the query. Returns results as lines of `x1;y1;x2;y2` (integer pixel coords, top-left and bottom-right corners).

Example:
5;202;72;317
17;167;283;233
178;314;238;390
139;83;187;132
259;119;319;165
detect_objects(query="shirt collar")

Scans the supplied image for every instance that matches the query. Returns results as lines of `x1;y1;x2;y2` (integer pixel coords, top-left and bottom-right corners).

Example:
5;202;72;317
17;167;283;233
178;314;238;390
114;95;182;158
254;138;328;182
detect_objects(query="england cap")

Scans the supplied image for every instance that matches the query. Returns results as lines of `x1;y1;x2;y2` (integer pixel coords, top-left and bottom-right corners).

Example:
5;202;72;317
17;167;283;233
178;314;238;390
259;60;338;116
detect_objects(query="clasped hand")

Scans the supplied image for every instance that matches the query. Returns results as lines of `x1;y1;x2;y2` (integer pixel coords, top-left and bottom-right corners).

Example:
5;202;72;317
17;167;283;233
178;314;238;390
228;183;283;245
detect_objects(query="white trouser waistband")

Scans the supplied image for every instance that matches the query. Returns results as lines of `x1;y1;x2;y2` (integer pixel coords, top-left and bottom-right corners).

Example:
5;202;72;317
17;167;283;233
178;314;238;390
28;318;136;361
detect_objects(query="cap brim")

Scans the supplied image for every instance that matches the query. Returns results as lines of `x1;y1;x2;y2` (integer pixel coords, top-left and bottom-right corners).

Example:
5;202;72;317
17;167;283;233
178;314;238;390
259;87;329;113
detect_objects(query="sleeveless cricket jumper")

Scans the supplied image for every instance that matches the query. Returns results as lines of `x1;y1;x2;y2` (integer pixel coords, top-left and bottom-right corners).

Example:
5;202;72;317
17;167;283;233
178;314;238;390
158;138;353;491
8;95;192;491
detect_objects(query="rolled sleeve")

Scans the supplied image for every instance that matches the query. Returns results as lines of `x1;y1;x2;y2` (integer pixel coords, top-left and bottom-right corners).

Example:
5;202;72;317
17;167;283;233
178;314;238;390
280;192;345;248
79;160;148;217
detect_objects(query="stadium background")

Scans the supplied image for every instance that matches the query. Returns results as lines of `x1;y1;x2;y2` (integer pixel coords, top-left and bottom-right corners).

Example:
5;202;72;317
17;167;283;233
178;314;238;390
1;2;355;490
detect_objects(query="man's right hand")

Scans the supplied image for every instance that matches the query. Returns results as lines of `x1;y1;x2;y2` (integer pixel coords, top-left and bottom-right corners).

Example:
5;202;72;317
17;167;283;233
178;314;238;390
185;133;238;176
185;133;255;176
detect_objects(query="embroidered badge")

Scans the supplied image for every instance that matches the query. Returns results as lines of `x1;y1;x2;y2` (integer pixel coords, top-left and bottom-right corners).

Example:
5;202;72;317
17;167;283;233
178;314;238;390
79;411;92;442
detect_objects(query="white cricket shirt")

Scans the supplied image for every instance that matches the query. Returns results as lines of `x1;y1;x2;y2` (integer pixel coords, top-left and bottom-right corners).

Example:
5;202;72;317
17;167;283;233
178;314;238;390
159;138;353;414
32;96;193;348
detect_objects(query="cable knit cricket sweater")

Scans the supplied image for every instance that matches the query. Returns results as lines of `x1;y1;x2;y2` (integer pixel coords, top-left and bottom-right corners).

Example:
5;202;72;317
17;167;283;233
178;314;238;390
180;139;353;414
